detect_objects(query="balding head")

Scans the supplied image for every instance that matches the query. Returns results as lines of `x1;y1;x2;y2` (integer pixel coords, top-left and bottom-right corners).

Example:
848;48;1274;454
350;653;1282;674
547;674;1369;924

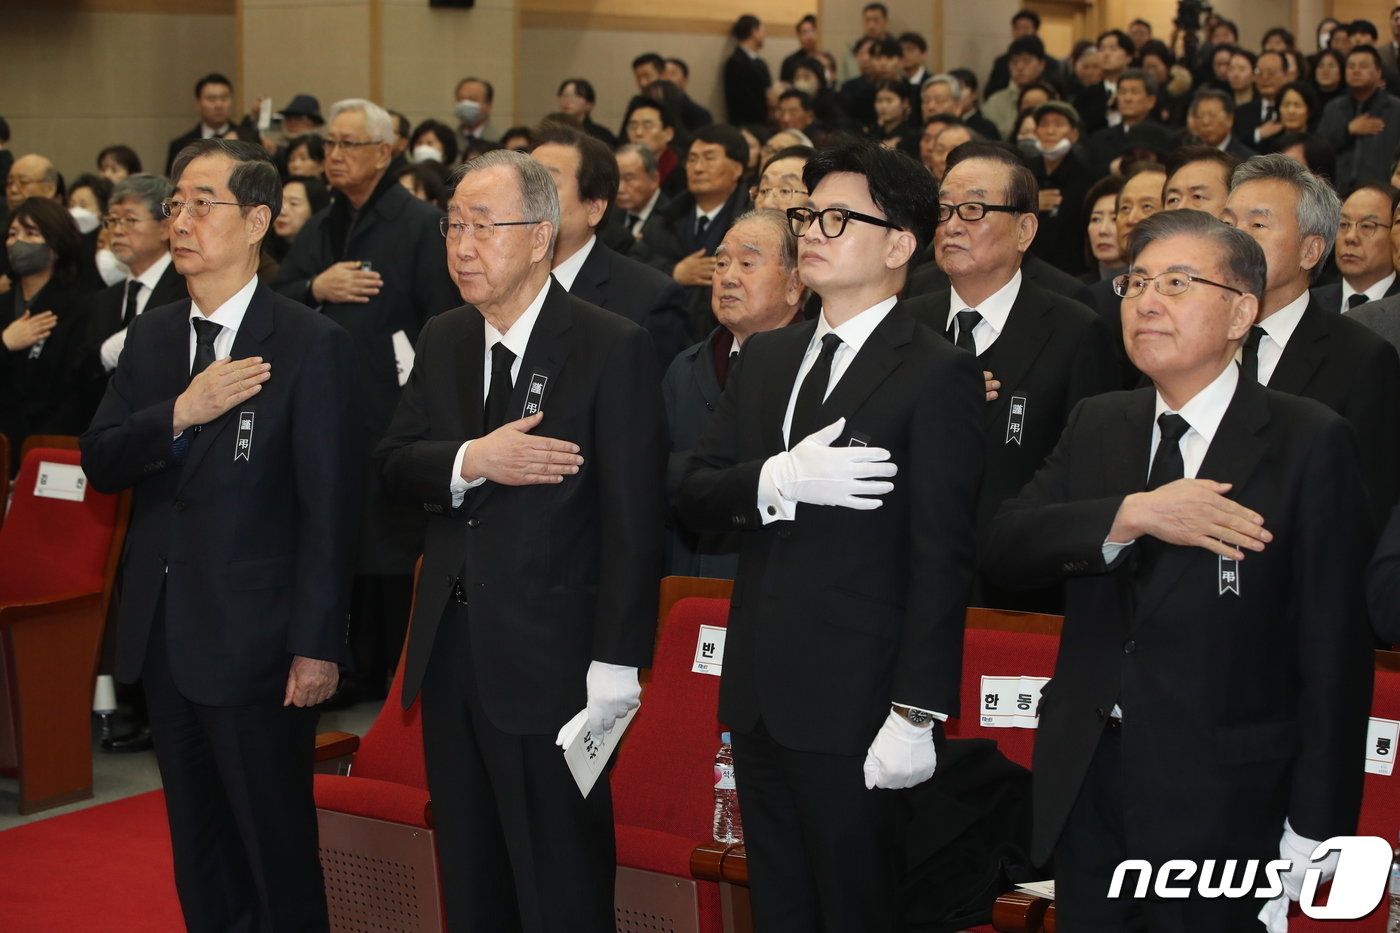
7;154;58;208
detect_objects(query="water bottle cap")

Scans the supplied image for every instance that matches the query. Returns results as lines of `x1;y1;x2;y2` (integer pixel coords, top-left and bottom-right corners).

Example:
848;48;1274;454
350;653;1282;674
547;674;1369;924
721;731;731;744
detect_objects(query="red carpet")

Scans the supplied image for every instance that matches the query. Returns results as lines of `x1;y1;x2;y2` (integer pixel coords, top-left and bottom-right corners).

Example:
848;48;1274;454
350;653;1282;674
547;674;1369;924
0;790;183;931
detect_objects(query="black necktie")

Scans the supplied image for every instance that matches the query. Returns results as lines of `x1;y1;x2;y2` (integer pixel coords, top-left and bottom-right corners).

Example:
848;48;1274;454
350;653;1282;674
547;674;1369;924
190;318;221;381
695;214;710;241
1348;293;1370;311
627;212;641;233
121;279;142;326
1240;325;1266;382
952;309;981;354
790;332;843;444
484;342;516;433
1146;413;1190;491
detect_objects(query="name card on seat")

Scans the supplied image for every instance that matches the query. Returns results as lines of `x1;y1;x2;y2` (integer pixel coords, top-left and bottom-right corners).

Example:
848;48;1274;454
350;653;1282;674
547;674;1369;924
34;462;87;502
979;675;1049;728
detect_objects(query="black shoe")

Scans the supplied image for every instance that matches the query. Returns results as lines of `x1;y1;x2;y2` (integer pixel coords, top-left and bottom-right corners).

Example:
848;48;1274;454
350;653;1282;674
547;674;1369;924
102;726;153;753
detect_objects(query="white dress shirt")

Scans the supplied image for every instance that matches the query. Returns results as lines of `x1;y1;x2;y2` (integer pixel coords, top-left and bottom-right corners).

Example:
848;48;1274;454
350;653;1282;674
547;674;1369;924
187;273;255;365
1238;290;1309;386
1341;271;1396;312
550;235;596;292
101;252;176;372
755;296;898;524
448;276;552;506
945;270;1022;355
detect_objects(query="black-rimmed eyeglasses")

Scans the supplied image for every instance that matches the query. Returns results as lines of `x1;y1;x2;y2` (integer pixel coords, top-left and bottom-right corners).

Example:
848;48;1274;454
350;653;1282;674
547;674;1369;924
786;206;904;238
936;201;1022;223
440;218;543;241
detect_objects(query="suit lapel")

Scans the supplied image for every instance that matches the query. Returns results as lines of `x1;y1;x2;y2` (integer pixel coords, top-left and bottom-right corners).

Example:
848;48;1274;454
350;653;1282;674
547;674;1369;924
455;311;486;443
1268;299;1327;395
982;283;1053;424
178;284;276;487
569;243;609;309
469;280;573;511
819;306;911;422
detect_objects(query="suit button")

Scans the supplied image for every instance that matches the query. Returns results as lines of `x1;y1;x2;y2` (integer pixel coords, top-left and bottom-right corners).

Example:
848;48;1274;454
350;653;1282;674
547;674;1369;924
173;501;185;512
1123;640;1136;654
466;518;480;528
1095;707;1106;721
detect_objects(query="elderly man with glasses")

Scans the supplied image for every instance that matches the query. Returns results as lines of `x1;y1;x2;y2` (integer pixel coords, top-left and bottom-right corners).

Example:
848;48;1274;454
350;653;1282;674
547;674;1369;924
906;141;1117;614
274;98;457;709
376;149;664;933
678;139;984;933
987;207;1376;932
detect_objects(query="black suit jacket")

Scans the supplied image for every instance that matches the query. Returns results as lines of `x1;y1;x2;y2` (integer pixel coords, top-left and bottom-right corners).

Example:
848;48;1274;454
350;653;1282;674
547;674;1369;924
76;262;188;419
676;304;985;754
1309;277;1400;314
1269;297;1400;523
376;280;665;733
1071;83;1112;136
567;240;690;368
0;277;98;460
165;125;203;176
906;253;1095;308
723;48;772;126
81;283;361;706
1368;504;1400;645
987;378;1374;866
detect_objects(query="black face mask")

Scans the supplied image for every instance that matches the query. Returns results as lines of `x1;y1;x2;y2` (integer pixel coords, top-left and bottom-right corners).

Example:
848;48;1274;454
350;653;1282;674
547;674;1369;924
7;240;53;278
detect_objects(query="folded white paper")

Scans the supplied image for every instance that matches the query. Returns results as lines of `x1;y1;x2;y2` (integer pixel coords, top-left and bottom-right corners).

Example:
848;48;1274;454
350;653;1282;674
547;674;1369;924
562;705;639;797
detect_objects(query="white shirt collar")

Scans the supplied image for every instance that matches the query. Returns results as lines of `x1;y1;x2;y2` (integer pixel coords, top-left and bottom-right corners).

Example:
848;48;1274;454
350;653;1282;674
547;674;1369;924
190;274;257;331
946;269;1022;353
133;251;173;293
550;234;596;292
1152;360;1239;478
1257;289;1310;350
814;295;898;354
485;276;551;361
637;188;661;223
1342;271;1396;310
695;201;725;225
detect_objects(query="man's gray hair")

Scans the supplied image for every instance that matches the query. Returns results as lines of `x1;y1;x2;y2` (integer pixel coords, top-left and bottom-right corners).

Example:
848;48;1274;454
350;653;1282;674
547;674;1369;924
451;149;561;257
1230;153;1340;276
328;98;394;143
728;209;798;271
1126;208;1267;300
922;73;962;98
111;173;174;221
616;143;659;177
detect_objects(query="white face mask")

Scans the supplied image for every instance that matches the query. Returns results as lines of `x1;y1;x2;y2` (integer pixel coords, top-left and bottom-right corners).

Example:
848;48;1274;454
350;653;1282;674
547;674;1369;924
95;248;130;287
794;78;820;95
413;144;443;164
69;205;100;234
1036;137;1072;159
455;99;482;125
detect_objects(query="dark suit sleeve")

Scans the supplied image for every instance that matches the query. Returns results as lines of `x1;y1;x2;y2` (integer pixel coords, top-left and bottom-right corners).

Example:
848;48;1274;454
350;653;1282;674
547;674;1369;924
1368;504;1400;645
661;351;691;502
411;208;458;324
1339;337;1400;523
646;278;691;368
287;323;361;662
1288;414;1375;839
271;217;324;307
589;325;666;667
374;315;463;510
984;399;1132;590
80;312;182;494
675;348;768;534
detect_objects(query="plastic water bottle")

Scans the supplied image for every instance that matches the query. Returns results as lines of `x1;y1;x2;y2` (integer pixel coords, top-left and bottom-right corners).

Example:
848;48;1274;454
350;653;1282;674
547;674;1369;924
1388;834;1400;933
712;732;743;844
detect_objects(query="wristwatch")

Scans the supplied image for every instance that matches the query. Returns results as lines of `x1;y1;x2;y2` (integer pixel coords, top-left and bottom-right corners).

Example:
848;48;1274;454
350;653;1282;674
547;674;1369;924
891;704;936;728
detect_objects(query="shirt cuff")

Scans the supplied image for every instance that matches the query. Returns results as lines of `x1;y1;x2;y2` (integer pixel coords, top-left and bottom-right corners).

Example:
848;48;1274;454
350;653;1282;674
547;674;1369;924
450;441;486;508
756;455;797;524
1102;539;1135;563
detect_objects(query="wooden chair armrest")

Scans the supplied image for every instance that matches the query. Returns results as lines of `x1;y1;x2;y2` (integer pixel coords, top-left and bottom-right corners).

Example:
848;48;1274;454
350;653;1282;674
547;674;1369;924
690;841;748;885
0;592;103;629
314;730;360;774
992;891;1053;933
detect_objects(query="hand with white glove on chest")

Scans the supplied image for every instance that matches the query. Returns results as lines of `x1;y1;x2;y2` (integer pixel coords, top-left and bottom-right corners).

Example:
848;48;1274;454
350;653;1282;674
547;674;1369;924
863;708;940;790
768;417;897;510
554;661;642;749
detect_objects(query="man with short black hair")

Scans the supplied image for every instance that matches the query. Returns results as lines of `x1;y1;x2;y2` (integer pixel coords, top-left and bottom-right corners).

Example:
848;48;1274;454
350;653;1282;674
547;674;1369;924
986;10;1061;97
632;52;666;90
724;16;772;126
900;31;929;86
1162;145;1237;218
988;206;1375;933
454;76;496;143
613;142;668;245
1313;183;1400;311
1187;89;1257;161
984;35;1049;139
82;137;360;932
165;74;233;175
1318;44;1400;188
532;125;688;366
781;14;821;82
1088;69;1160;170
776;89;817;133
679;139;983;933
1233;50;1290;149
1073;30;1135;135
662;57;714;131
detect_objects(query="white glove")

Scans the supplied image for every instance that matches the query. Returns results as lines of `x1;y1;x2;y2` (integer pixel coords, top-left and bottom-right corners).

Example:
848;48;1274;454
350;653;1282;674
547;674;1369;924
862;709;938;789
1255;820;1337;933
553;661;642;747
768;418;896;510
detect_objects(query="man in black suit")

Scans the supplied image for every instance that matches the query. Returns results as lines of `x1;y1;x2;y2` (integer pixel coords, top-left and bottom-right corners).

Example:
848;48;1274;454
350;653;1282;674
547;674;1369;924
1232;51;1289;150
1223;154;1400;524
678;140;983;933
665;209;804;579
78;174;184;419
632;124;753;338
724;14;773;127
81;138;359;932
1369;503;1400;644
164;74;233;176
905;143;1119;612
1187;89;1260;162
275;98;458;706
1312;182;1400;311
663;58;715;132
530;125;689;367
612;143;669;251
376;150;664;933
1072;29;1136;135
987;208;1374;930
